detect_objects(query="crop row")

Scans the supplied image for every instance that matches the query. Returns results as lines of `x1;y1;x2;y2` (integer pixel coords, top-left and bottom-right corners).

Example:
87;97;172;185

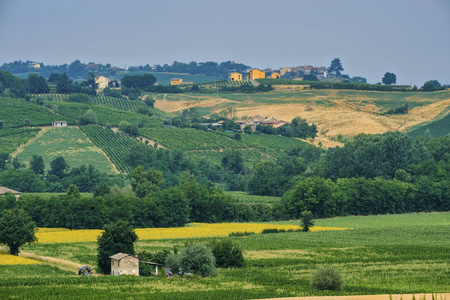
80;125;140;173
89;96;138;112
196;80;252;89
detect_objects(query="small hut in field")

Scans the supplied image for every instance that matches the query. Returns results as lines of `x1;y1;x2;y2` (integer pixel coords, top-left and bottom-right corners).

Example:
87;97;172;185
110;253;139;276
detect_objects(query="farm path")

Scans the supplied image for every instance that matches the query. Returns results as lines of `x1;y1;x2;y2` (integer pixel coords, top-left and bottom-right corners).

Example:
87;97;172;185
19;251;99;275
258;293;450;300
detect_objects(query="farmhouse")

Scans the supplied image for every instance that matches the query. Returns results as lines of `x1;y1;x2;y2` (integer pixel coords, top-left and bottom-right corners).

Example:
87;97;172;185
171;78;183;85
95;76;109;89
0;187;21;199
110;253;139;276
246;69;265;80
52;121;67;127
269;72;280;79
229;72;242;81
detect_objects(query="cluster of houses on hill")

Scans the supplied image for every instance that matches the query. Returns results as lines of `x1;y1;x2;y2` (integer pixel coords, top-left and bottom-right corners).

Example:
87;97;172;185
229;69;280;82
198;115;289;131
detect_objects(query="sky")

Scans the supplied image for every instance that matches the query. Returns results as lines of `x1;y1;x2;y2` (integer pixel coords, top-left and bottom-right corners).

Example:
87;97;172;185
1;0;449;85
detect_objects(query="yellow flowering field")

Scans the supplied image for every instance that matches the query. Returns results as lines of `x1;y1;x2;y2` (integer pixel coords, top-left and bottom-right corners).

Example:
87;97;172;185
35;223;348;244
0;251;42;265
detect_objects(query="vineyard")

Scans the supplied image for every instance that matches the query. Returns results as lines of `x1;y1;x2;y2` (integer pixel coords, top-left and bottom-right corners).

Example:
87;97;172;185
80;125;141;173
0;96;74;128
0;128;41;153
53;101;163;128
195;80;252;89
139;127;309;166
33;94;139;112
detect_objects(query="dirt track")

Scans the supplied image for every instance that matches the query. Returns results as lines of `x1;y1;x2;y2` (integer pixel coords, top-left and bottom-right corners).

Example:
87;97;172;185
256;293;450;300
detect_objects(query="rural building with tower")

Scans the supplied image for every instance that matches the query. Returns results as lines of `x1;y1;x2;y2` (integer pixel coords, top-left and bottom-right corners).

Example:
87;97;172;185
246;69;265;80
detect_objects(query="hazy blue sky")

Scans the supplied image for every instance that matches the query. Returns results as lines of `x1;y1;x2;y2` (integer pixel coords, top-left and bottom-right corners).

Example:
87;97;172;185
1;0;449;85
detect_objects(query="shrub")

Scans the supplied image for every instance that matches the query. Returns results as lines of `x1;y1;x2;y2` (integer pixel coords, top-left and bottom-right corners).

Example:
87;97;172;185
311;266;343;291
229;231;255;237
208;239;245;268
68;93;90;103
178;244;217;277
300;210;315;232
165;252;182;274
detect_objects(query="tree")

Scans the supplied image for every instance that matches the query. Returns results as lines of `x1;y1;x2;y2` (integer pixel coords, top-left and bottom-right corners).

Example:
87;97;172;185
382;72;396;85
28;74;50;93
86;72;98;96
178;243;217;277
421;80;442;92
97;220;138;274
208;239;245;268
300;210;315;232
328;58;344;77
0;208;37;255
48;156;67;178
302;74;319;81
129;166;164;198
30;155;44;175
56;73;73;94
121;74;157;89
80;109;98;125
66;184;81;198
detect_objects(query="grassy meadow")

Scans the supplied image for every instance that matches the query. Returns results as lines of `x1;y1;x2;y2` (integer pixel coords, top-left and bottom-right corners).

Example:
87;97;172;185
14;126;117;173
1;212;448;299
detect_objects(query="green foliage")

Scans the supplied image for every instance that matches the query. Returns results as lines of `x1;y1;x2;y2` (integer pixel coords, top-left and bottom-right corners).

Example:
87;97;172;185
208;239;245;268
28;73;49;94
29;155;45;175
0;208;37;255
79;109;98;125
121;74;157;89
48;156;67;178
129;166;164;198
303;74;318;81
178;243;217;277
67;93;90;103
382;72;397;85
66;184;81;198
300;210;314;232
385;103;409;115
421;80;443;92
97;220;138;274
329;58;344;77
311;266;343;291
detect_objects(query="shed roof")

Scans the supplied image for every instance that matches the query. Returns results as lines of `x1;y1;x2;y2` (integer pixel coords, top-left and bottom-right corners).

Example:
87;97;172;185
0;187;21;195
109;253;138;261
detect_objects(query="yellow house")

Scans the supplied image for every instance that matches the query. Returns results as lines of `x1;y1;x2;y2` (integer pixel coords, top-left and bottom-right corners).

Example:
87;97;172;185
270;72;280;79
95;76;109;89
229;72;242;81
171;78;183;85
31;63;40;69
246;69;265;80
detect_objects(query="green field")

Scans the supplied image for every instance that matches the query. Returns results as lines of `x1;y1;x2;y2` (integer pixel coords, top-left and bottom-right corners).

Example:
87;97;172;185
0;128;41;153
1;212;447;299
14;126;117;173
408;112;450;138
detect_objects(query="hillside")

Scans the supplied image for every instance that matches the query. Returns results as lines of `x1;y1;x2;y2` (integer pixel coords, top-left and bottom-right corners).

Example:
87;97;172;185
13;126;118;174
154;89;450;138
408;111;450;138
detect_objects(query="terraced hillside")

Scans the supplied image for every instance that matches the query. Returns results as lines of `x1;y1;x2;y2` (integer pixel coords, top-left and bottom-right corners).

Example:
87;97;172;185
154;89;450;138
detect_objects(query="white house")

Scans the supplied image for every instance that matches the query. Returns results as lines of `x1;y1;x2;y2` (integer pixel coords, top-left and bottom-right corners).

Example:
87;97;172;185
52;121;67;127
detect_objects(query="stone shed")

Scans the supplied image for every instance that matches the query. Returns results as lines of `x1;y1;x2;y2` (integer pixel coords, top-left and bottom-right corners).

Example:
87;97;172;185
109;253;139;276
